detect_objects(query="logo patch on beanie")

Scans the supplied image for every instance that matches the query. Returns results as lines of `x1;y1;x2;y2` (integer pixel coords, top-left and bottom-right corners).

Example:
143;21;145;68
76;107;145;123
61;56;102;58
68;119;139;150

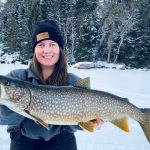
36;32;49;41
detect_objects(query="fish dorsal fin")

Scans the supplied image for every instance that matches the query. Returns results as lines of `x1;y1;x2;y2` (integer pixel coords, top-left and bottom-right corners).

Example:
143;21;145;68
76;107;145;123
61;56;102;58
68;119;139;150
111;117;130;132
24;110;49;129
74;77;91;89
78;121;94;132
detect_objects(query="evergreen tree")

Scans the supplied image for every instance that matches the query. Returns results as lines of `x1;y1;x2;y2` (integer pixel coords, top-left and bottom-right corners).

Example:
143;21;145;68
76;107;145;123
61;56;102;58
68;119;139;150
117;0;150;68
75;15;100;62
0;1;4;43
0;0;149;68
38;0;55;20
2;0;40;62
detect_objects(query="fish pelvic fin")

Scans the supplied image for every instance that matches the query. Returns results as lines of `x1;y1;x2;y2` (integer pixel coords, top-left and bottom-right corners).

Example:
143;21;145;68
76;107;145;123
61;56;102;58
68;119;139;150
24;110;49;130
74;77;91;89
111;117;130;132
140;108;150;143
78;121;94;132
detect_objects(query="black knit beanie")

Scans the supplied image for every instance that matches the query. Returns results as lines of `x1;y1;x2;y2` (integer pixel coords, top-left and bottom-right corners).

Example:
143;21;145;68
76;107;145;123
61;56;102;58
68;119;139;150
32;20;64;50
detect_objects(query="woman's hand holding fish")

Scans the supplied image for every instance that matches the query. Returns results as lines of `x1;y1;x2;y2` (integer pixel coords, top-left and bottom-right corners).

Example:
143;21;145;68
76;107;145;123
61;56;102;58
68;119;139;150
90;119;104;129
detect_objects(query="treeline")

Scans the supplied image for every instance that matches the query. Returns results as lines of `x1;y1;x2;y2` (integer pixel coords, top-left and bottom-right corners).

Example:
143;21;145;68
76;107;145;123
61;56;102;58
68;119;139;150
0;0;150;68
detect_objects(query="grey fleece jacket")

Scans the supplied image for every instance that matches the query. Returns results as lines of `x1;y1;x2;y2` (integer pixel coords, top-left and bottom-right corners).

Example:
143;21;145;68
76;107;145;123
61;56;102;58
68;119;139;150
0;68;82;141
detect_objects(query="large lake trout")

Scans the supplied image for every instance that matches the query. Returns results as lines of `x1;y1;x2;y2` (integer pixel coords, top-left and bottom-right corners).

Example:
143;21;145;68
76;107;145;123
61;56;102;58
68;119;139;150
0;75;150;143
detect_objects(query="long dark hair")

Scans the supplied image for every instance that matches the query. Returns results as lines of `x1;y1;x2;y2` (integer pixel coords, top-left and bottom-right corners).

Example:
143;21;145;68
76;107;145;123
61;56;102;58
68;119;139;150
30;47;68;86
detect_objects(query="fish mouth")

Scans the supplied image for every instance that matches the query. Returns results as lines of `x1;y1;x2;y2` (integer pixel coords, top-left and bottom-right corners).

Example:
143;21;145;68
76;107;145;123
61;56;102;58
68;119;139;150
0;84;2;104
0;83;8;101
0;83;2;95
0;84;1;97
0;84;3;98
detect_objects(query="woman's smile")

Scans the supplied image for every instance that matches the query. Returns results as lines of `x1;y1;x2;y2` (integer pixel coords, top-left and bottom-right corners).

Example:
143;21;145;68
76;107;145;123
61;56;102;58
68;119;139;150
42;55;53;59
34;39;60;67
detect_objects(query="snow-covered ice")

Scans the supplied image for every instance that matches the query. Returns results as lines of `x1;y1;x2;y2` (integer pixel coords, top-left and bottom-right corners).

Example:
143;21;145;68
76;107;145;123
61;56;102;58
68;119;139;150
0;64;150;150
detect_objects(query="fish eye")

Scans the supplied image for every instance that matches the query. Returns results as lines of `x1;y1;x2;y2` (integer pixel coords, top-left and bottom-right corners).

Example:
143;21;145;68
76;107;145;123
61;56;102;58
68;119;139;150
4;81;10;86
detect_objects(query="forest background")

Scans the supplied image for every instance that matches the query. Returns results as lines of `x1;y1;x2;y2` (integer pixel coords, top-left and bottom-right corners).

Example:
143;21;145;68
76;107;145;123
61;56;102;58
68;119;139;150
0;0;150;68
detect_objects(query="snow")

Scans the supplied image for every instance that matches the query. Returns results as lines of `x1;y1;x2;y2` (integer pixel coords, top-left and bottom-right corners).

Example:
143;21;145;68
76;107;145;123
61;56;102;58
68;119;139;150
72;61;126;69
0;63;150;150
0;51;21;64
0;46;22;64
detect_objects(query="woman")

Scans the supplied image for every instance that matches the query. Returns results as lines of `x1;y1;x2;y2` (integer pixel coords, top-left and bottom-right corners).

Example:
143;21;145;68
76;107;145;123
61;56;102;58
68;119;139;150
0;20;103;150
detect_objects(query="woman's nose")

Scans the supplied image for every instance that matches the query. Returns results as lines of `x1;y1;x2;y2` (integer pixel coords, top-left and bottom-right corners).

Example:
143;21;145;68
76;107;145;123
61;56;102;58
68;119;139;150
43;45;51;53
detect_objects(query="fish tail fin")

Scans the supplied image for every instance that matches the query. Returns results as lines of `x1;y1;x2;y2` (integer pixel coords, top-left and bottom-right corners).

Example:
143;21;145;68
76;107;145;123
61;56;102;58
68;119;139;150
140;108;150;143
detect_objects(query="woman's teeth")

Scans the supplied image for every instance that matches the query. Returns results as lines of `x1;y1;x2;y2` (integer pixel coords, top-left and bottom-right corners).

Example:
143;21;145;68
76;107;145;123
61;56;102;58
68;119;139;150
43;55;53;59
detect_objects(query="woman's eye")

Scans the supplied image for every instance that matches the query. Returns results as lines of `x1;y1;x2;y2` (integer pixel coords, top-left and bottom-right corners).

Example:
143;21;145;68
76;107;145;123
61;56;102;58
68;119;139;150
49;44;55;47
37;43;44;47
49;42;57;47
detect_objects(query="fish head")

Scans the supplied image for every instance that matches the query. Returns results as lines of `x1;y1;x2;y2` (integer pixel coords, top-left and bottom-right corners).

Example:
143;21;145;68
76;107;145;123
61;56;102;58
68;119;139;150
0;75;28;106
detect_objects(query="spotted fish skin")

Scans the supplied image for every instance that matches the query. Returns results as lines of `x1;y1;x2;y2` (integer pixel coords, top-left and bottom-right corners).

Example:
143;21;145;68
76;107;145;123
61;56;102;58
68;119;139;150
28;88;143;125
0;75;150;143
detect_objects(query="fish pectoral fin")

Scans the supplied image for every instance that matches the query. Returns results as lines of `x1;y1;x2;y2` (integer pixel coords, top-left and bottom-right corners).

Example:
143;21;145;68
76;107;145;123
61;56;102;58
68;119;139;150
35;119;49;130
78;121;94;132
24;110;49;129
74;77;91;89
111;117;130;132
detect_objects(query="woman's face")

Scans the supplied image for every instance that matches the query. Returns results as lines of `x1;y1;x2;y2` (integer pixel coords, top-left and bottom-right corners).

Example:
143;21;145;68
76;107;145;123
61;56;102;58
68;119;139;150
34;39;60;68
